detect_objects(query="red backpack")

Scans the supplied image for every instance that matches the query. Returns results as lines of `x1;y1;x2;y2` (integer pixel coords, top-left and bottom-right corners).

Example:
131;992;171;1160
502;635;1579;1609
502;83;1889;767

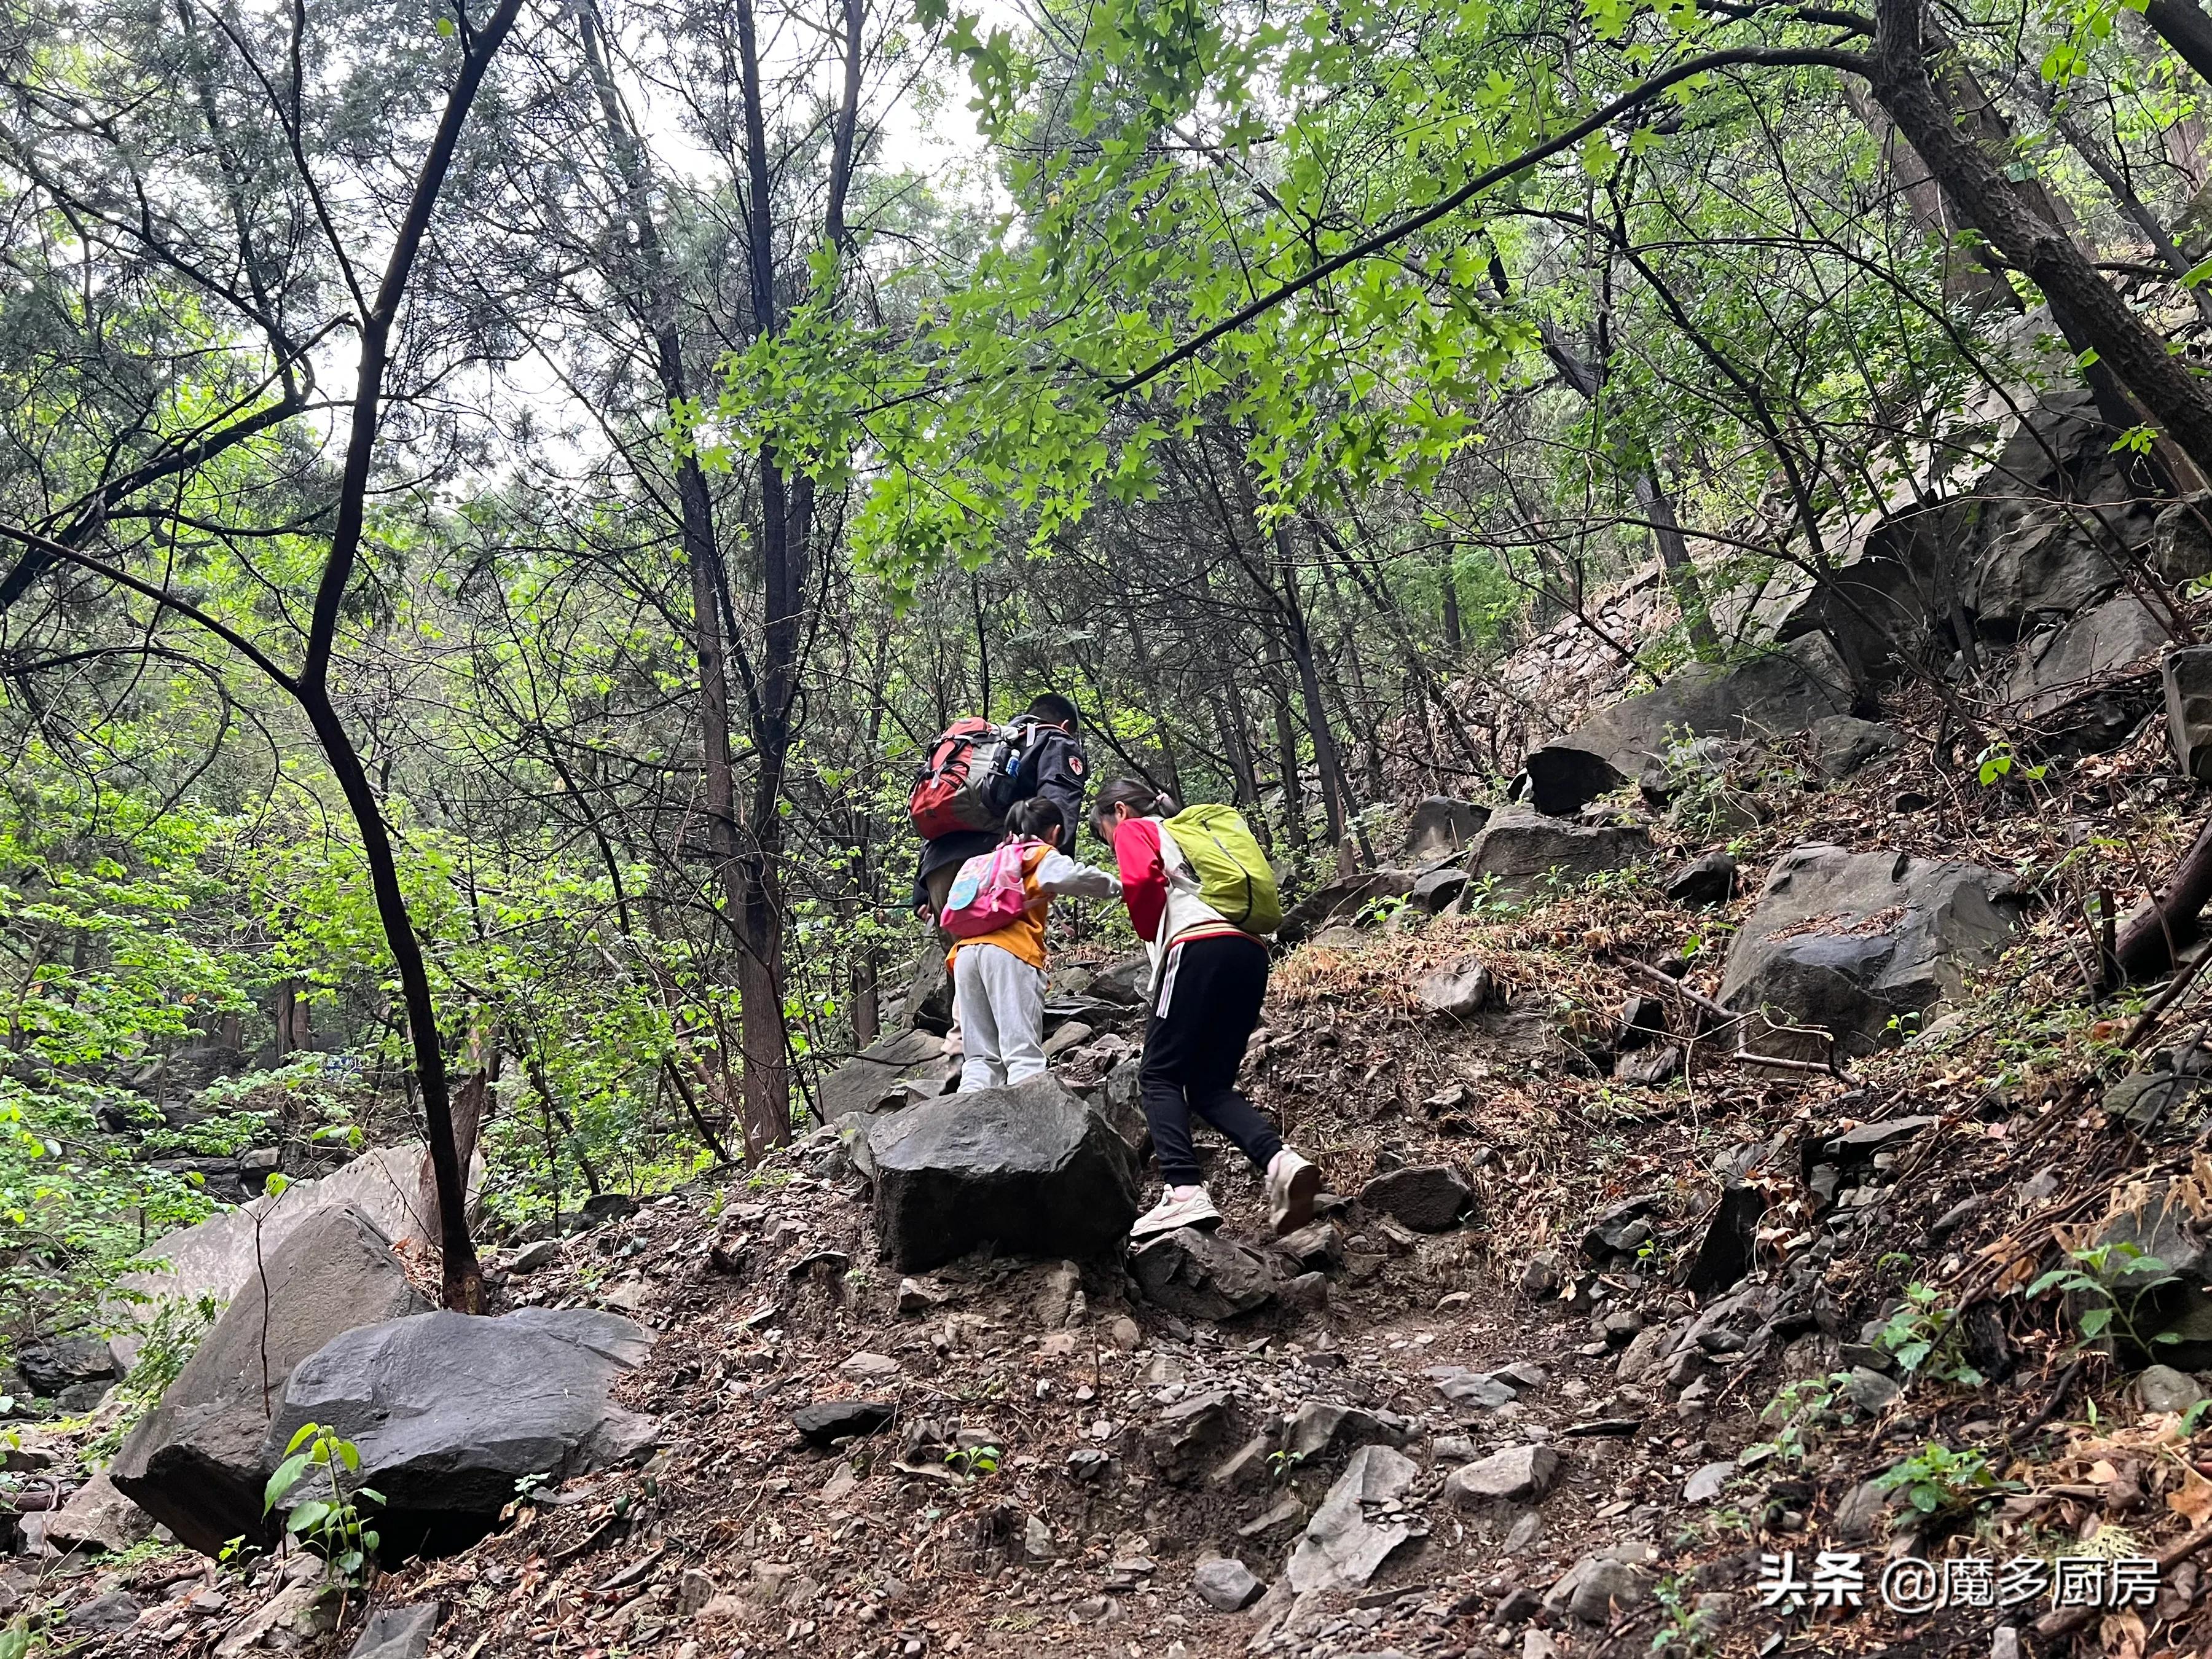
909;718;1021;839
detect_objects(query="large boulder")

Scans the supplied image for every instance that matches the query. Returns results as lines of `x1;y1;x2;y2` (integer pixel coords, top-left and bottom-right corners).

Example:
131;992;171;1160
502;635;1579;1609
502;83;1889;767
1717;845;2021;1057
868;1074;1141;1271
820;1027;956;1126
1548;633;1854;779
1465;811;1650;898
898;946;955;1035
1405;798;1488;861
1523;747;1627;818
111;1204;427;1555
267;1309;657;1533
112;1143;479;1343
2002;594;2168;750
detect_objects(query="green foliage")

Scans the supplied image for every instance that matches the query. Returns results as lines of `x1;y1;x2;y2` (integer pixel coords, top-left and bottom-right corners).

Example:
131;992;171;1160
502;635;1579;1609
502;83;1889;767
1875;1443;2018;1519
1752;1373;1851;1464
944;1441;1002;1477
263;1421;381;1583
2026;1242;2183;1355
1873;1284;1986;1389
84;1293;223;1464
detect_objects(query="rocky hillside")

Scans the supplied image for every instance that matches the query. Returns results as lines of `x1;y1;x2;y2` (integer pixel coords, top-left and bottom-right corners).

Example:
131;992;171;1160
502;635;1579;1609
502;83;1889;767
8;379;2212;1659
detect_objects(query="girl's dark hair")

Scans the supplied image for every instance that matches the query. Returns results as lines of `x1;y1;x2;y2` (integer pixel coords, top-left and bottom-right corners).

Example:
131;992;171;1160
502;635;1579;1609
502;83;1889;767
1089;778;1178;839
1005;798;1063;841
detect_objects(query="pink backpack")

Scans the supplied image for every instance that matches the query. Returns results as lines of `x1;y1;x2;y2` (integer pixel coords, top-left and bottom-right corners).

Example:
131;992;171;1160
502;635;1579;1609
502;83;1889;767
941;842;1036;939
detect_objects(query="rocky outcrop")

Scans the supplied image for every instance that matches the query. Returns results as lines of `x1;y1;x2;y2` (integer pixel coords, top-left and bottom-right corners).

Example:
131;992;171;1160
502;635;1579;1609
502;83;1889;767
1810;716;1905;779
1548;633;1854;779
2002;593;2168;750
113;1143;477;1342
1405;797;1487;861
868;1075;1141;1271
1717;844;2021;1057
111;1203;427;1555
1464;812;1650;898
267;1308;657;1529
1359;1165;1473;1232
1521;747;1626;818
820;1028;957;1126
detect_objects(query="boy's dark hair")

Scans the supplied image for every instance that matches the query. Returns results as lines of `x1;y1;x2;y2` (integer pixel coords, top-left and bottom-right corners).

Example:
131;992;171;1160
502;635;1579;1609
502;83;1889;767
1089;778;1177;839
1026;692;1080;729
1005;797;1063;840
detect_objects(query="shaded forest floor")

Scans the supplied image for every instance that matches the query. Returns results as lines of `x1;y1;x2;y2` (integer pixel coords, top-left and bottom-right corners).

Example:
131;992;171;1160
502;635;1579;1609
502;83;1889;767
31;684;2212;1659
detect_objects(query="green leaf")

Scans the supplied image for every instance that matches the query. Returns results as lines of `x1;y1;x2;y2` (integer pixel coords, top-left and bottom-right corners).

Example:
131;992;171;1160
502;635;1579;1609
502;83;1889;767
264;1452;311;1512
284;1422;321;1455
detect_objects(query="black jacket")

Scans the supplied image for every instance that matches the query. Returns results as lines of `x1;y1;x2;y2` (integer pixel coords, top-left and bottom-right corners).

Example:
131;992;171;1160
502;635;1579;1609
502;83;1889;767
909;716;1091;911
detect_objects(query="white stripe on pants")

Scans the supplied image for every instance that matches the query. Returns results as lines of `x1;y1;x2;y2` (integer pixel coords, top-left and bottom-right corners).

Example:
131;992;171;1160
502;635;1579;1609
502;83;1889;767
953;943;1047;1091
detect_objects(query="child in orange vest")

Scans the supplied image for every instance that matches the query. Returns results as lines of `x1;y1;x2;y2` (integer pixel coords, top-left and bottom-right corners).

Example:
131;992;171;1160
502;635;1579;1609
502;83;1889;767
949;798;1120;1091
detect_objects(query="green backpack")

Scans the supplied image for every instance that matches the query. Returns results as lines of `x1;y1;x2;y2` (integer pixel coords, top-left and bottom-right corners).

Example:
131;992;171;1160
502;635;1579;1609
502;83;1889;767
1165;804;1283;936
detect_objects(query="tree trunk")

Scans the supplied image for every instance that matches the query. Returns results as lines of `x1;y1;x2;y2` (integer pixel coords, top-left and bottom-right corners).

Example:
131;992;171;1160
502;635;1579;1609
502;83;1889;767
1870;0;2212;479
1633;469;1723;657
2144;0;2212;88
1274;693;1308;848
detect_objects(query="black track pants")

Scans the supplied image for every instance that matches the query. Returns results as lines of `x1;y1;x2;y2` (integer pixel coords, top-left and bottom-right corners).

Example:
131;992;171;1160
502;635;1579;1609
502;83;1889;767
1139;933;1282;1186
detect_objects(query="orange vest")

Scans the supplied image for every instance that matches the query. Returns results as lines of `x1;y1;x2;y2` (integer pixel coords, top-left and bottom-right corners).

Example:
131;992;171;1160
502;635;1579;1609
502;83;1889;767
949;843;1052;971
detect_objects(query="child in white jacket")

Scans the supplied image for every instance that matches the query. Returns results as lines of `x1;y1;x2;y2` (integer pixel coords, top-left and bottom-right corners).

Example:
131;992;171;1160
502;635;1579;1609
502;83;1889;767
948;798;1120;1091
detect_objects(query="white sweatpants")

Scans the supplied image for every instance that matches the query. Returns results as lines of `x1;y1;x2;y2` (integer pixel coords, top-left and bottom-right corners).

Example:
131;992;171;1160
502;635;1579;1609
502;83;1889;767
953;943;1047;1091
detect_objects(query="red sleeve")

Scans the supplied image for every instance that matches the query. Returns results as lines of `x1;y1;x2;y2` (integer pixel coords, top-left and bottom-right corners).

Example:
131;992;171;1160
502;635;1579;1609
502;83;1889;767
1114;818;1168;944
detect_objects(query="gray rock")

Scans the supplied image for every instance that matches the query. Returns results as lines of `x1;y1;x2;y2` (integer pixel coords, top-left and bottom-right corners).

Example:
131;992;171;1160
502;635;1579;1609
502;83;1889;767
1520;1252;1564;1299
2152;495;2212;583
1682;1461;1733;1504
1615;1044;1680;1087
1274;1221;1343;1273
1088;951;1151;1005
348;1603;441;1659
901;945;955;1035
1832;1477;1889;1542
1285;1400;1410;1462
43;1473;154;1555
1192;1557;1265;1612
1411;865;1469;912
111;1143;481;1348
1553;633;1854;778
508;1239;560;1273
14;1336;119;1397
266;1308;657;1523
2004;594;2168;750
1144;1389;1242;1486
2137;1363;2206;1415
1684;1182;1765;1298
1285;1445;1419;1594
1131;1226;1275;1321
1665;852;1737;908
1465;811;1651;899
869;1075;1140;1271
1429;1367;1520;1410
1568;1556;1647;1623
1844;1366;1902;1413
1811;715;1907;779
1717;844;2020;1057
1523;747;1628;818
1614;1324;1672;1386
2168;646;2212;784
791;1399;894;1446
68;1591;141;1630
1406;797;1488;861
1277;870;1419;946
2108;1069;2212;1139
1359;1164;1473;1232
821;1027;955;1126
112;1203;428;1555
1446;1444;1562;1504
1416;961;1494;1020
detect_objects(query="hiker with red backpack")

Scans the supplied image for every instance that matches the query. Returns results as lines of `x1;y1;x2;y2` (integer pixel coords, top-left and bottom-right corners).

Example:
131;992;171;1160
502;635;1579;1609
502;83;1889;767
909;693;1090;937
1089;779;1321;1241
941;798;1120;1091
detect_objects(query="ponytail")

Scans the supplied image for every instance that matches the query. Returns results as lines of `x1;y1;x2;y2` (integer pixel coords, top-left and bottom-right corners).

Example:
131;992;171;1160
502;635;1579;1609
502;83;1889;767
1090;777;1177;842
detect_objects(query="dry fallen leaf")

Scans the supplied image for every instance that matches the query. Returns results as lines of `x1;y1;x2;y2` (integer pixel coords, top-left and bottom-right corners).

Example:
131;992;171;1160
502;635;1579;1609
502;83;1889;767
2168;1466;2212;1524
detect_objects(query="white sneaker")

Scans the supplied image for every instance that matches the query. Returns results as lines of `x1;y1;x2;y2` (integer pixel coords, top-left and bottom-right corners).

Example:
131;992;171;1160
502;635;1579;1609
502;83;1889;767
1131;1185;1222;1240
1266;1148;1321;1235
